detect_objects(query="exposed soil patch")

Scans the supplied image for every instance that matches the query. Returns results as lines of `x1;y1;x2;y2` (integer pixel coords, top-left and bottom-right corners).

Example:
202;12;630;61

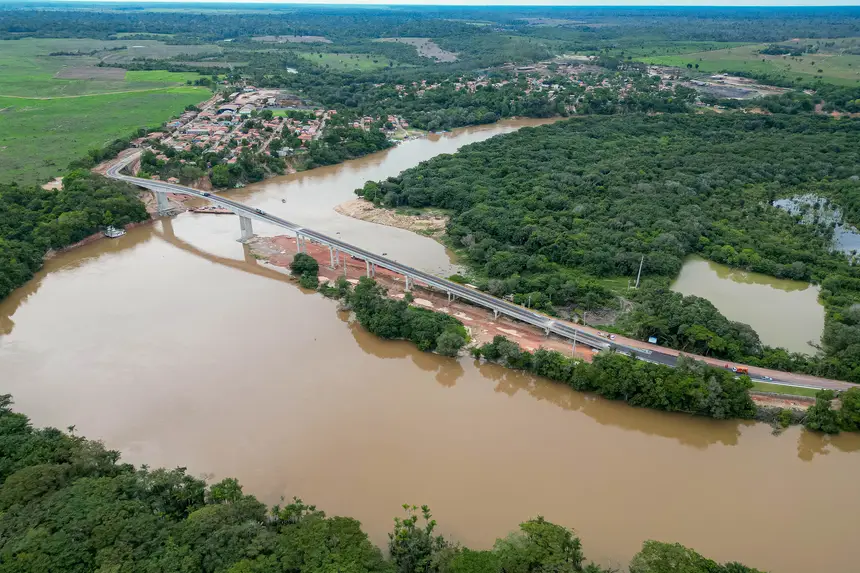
253;35;332;44
334;198;448;239
750;392;814;410
41;177;63;191
54;66;126;80
248;234;596;361
376;38;458;62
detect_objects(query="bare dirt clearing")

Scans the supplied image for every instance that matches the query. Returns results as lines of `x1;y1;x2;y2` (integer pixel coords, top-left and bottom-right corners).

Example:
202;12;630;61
376;38;458;62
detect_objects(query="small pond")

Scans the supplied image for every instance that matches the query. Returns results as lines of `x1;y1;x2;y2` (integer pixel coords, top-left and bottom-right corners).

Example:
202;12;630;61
671;256;824;354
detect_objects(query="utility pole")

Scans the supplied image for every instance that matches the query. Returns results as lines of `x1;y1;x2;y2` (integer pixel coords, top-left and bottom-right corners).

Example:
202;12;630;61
635;255;644;289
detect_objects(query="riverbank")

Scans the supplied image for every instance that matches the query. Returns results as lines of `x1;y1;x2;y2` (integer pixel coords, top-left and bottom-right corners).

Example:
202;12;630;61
334;198;448;240
6;136;860;573
249;233;828;414
249;234;596;361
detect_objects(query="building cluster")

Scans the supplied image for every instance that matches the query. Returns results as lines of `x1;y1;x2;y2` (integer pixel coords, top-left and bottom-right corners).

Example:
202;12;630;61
132;87;343;166
350;114;409;132
394;79;442;97
279;109;336;154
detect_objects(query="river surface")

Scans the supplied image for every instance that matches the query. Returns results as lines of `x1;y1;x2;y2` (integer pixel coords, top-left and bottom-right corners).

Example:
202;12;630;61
671;257;825;354
2;119;860;573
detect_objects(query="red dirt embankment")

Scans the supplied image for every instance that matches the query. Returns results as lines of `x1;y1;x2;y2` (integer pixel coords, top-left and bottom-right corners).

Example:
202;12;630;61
250;233;855;396
250;235;597;361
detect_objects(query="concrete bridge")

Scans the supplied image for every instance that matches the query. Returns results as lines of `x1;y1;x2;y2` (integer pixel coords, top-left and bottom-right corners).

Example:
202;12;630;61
106;155;626;354
106;154;860;393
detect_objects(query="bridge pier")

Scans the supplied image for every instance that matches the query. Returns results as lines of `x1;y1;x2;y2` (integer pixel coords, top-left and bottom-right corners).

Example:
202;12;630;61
329;246;335;268
154;190;171;215
238;215;254;242
493;310;499;320
366;260;371;277
403;275;411;291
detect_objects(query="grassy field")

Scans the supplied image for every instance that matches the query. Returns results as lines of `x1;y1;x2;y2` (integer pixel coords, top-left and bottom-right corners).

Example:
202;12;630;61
606;41;752;59
0;87;209;185
751;382;820;398
0;38;214;97
297;52;398;71
639;42;860;86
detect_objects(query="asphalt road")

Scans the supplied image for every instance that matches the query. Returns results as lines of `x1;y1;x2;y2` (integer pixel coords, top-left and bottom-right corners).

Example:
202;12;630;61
106;156;853;393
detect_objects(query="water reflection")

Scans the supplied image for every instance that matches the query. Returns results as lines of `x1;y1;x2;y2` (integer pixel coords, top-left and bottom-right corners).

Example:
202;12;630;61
0;222;155;336
344;314;465;387
671;256;824;353
344;311;746;448
797;428;860;461
476;360;746;448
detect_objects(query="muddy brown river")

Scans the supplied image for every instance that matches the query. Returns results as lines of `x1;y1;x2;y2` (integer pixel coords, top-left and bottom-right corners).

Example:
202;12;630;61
2;119;860;573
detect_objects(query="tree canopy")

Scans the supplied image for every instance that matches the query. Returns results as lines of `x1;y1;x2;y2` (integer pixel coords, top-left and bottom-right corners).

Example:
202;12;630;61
0;171;149;301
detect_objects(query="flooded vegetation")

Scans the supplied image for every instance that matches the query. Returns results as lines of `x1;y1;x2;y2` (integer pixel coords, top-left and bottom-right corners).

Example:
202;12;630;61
671;256;825;354
773;194;860;258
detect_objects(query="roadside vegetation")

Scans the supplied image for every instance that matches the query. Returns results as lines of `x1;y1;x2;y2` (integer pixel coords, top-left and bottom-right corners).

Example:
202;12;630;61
357;114;860;382
474;336;758;420
0;394;768;573
338;277;470;357
0;170;148;300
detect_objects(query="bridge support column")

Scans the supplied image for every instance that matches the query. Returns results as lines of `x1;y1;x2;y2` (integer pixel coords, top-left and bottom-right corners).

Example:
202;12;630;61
238;216;254;242
371;263;376;278
404;275;411;291
329;246;335;269
154;191;170;215
366;260;371;277
493;310;499;320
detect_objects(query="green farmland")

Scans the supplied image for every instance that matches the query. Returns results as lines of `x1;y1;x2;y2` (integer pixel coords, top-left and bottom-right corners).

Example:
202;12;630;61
0;87;209;185
639;42;860;86
0;38;214;97
297;52;399;71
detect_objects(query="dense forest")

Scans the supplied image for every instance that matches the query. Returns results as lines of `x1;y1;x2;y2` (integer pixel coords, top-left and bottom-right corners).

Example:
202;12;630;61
3;5;860;48
0;171;149;301
357;114;860;381
0;394;767;572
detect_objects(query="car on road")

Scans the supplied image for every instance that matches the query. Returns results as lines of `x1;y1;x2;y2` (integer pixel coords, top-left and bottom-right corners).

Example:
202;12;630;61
760;375;773;382
256;208;264;215
201;192;211;197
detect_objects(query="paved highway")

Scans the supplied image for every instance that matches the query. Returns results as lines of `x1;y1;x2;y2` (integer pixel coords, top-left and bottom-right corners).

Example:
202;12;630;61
106;155;850;392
